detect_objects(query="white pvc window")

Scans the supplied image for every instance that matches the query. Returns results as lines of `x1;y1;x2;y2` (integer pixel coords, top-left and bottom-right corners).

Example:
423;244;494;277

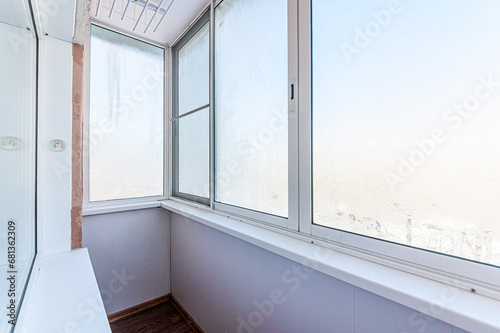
311;0;500;272
89;25;165;202
214;0;289;218
171;0;500;295
172;16;210;203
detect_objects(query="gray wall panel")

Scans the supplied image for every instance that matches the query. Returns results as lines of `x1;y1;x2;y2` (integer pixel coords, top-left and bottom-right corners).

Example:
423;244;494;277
83;208;170;315
171;213;355;333
84;208;471;333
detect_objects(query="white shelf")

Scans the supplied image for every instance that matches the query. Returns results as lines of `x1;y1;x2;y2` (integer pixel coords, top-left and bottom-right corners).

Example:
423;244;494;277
15;249;111;333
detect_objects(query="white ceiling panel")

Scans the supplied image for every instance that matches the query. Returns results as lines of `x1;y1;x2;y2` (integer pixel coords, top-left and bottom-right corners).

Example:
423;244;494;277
0;0;32;30
37;0;77;42
90;0;209;45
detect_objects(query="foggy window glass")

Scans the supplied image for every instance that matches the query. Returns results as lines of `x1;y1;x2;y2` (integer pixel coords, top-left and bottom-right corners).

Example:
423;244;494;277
312;0;500;266
177;108;210;198
89;25;164;202
174;21;210;200
215;0;288;217
178;23;209;116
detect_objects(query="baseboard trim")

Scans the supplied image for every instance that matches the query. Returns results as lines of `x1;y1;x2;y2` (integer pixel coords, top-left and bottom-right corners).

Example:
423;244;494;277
107;294;171;323
169;294;205;333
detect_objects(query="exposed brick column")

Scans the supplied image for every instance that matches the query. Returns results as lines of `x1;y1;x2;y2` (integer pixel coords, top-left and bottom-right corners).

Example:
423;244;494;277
71;43;84;249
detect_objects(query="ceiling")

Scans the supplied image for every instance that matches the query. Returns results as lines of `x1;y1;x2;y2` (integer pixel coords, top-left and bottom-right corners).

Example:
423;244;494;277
1;0;80;43
0;0;34;31
90;0;210;45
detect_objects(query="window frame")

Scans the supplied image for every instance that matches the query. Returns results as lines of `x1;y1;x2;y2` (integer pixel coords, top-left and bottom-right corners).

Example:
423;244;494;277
210;0;300;231
170;0;500;299
83;21;168;209
171;10;211;206
300;0;500;295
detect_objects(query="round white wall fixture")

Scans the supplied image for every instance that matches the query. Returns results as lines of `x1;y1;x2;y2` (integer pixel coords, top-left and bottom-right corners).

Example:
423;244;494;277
0;137;21;150
50;139;66;152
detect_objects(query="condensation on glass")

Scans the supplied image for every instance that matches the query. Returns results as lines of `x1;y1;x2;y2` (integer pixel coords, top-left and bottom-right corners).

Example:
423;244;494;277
312;0;500;266
215;0;288;217
177;108;210;198
178;23;210;116
175;22;210;199
89;25;165;202
0;2;37;331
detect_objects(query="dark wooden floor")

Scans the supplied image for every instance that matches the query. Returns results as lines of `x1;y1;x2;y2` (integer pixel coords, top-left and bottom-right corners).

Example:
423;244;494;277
110;300;196;333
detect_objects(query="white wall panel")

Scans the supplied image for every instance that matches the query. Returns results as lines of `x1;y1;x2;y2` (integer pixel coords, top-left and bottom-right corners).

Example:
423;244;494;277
83;208;170;315
171;213;355;333
170;213;471;333
39;36;73;257
354;287;453;333
82;210;120;314
83;207;472;332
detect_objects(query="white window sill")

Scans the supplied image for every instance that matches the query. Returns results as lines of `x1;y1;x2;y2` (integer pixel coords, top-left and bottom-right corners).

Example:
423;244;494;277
15;249;111;333
83;201;162;216
160;199;500;333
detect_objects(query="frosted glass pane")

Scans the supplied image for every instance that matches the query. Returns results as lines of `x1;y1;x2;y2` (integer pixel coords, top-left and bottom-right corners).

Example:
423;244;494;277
312;0;500;266
90;25;164;202
177;108;210;198
0;21;36;331
215;0;288;217
178;23;209;116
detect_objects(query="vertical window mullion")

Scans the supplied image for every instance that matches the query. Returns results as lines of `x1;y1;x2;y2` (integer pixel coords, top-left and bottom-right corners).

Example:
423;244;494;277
209;0;215;209
288;0;300;231
297;0;313;235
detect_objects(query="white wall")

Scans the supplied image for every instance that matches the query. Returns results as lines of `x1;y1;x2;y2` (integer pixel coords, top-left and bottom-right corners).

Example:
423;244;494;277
38;35;73;257
0;22;36;268
170;213;470;333
83;207;473;332
0;21;37;333
83;208;171;315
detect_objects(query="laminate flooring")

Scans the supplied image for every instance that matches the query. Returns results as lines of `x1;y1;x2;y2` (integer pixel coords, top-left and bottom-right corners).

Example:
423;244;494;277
110;300;196;333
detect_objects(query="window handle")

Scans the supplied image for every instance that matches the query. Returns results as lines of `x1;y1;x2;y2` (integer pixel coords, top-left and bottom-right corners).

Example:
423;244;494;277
291;83;295;100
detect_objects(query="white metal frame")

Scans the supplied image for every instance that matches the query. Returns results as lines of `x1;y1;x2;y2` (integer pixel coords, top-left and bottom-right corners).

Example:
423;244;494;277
82;21;169;211
299;0;500;298
169;0;500;300
84;0;500;301
170;9;211;205
206;0;300;230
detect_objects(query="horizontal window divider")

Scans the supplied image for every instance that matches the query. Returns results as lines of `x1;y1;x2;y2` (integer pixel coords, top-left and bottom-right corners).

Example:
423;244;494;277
172;103;210;120
172;191;210;205
213;201;289;229
161;199;500;333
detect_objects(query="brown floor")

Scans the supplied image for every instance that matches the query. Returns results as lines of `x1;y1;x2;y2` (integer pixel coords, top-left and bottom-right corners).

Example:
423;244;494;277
110;300;196;333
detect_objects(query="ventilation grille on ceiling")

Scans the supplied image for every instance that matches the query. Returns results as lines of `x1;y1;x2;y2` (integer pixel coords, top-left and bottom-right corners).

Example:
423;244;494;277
95;0;175;33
